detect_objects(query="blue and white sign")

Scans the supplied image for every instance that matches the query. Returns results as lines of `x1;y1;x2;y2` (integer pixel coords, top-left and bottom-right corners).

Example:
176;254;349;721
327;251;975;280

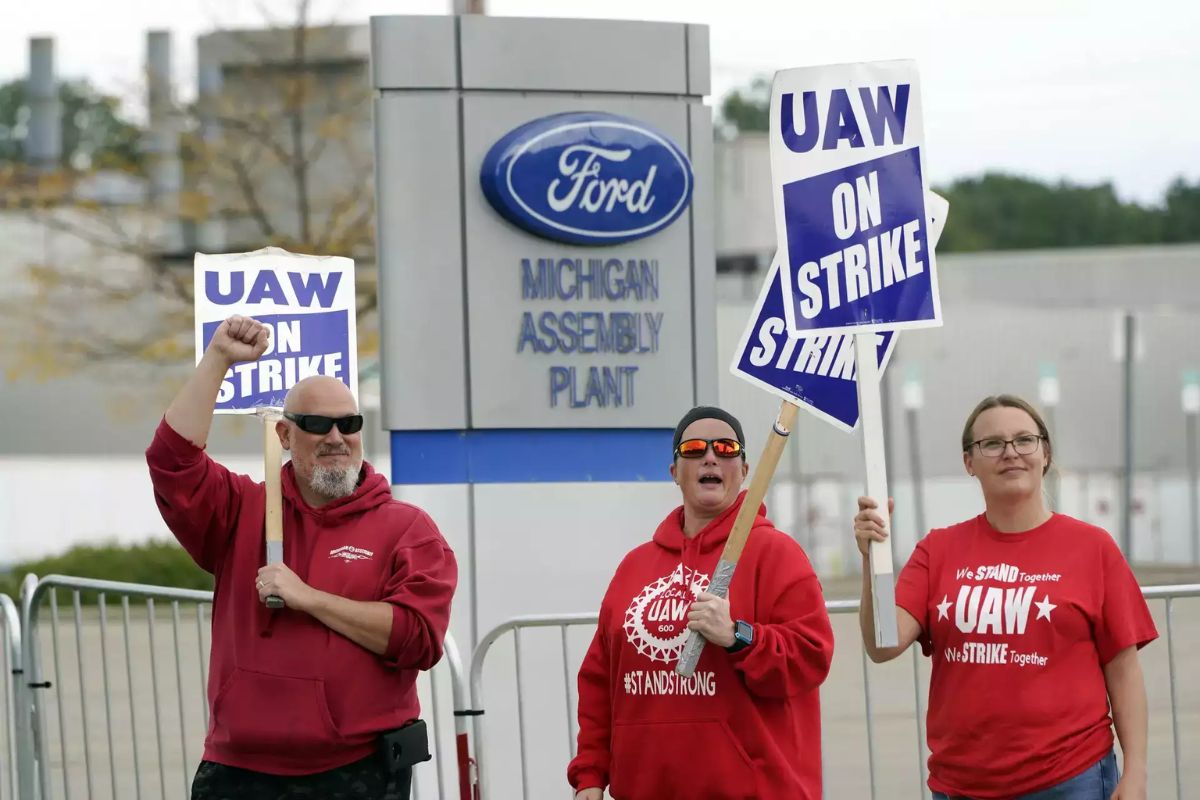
732;260;897;432
769;60;941;337
732;191;948;431
480;111;693;246
194;247;358;413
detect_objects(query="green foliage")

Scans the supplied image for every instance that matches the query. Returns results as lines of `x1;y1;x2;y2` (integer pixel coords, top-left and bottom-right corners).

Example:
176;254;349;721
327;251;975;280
0;78;143;170
716;75;1200;251
720;76;771;133
1162;178;1200;243
0;540;212;603
933;173;1200;252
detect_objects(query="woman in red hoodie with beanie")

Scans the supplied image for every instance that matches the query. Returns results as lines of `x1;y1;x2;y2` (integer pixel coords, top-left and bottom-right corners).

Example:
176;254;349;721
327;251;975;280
569;406;835;800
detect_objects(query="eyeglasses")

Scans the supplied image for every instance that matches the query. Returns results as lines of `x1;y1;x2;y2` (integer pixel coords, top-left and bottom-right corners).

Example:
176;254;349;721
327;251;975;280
967;434;1045;457
283;412;364;435
675;438;744;459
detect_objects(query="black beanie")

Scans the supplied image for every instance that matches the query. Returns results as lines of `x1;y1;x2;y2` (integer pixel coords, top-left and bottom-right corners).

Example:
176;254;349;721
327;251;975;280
672;406;746;453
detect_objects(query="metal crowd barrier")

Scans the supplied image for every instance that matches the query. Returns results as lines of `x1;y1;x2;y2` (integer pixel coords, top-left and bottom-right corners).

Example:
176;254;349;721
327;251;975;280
467;585;1200;800
11;574;468;800
1146;583;1197;798
468;613;599;798
4;579;1197;799
2;593;22;800
424;634;473;800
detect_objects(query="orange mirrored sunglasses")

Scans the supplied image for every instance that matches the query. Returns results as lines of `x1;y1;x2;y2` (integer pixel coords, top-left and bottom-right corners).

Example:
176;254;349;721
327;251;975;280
675;437;744;459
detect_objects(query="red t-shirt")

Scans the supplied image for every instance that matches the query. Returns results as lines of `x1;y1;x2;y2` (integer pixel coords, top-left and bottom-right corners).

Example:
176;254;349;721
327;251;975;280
895;513;1157;798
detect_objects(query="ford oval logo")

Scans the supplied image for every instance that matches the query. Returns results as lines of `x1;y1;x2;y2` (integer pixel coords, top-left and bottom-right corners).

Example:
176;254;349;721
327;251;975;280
480;112;694;246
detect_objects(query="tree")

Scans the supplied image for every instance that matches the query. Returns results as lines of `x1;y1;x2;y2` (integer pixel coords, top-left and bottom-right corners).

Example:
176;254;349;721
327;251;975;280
933;173;1196;252
719;76;771;134
0;0;377;388
714;75;1200;252
1162;178;1200;243
192;4;375;258
0;78;143;170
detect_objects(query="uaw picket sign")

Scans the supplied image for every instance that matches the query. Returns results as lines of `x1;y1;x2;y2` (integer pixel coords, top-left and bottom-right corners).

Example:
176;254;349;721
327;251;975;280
372;15;714;482
757;60;947;648
480;111;694;246
731;191;947;431
194;247;358;413
732;272;896;432
769;60;941;337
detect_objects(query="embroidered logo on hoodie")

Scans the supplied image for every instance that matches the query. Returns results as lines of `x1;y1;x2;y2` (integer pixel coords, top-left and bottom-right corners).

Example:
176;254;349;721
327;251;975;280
623;564;710;663
329;545;374;562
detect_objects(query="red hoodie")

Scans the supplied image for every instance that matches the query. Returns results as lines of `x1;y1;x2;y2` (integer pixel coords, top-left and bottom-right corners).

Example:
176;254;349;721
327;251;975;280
568;492;834;800
146;418;457;775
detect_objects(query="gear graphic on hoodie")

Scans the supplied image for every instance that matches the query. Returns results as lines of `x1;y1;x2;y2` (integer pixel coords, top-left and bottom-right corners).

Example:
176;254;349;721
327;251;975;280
623;564;710;664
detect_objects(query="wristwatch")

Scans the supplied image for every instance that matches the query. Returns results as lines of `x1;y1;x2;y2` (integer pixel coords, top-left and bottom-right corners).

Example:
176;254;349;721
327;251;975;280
725;620;754;653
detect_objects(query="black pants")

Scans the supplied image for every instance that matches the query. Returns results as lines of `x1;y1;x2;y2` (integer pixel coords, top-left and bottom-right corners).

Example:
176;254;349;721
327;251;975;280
190;754;412;800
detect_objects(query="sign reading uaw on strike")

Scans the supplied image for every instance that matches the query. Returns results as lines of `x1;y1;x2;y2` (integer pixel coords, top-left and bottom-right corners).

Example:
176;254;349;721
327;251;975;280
677;62;947;672
193;247;359;412
723;60;947;652
769;59;941;338
731;191;947;431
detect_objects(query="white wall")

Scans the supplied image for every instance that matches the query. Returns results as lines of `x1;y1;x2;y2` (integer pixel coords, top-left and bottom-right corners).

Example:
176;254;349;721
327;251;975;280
0;455;259;564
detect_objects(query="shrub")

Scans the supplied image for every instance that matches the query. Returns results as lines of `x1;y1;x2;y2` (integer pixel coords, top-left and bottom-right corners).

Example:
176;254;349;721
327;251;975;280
0;539;212;602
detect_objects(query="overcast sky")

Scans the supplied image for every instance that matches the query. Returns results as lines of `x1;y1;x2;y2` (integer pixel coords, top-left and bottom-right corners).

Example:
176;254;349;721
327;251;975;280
5;0;1196;203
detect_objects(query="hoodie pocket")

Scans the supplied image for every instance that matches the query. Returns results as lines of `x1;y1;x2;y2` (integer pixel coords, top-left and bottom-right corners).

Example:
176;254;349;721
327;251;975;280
210;668;341;754
609;718;755;800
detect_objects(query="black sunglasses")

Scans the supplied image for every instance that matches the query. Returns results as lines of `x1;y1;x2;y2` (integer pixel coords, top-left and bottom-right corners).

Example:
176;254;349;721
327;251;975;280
283;412;364;435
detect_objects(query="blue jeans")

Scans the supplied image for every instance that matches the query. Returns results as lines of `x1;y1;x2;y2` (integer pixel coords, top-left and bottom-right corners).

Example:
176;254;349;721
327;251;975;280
932;750;1118;799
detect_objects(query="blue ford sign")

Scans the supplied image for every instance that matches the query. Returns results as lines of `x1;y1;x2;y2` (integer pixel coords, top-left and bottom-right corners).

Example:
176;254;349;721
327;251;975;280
480;112;694;246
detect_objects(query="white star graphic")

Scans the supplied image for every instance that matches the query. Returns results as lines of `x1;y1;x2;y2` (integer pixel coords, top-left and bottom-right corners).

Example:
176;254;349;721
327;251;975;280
1034;595;1057;621
936;595;953;621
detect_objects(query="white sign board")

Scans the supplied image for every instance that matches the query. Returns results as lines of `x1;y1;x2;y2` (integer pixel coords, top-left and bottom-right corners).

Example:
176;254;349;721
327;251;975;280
194;247;358;413
769;59;942;337
731;191;948;431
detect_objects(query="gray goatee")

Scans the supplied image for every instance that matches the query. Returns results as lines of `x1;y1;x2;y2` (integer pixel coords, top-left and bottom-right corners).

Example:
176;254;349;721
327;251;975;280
309;463;360;499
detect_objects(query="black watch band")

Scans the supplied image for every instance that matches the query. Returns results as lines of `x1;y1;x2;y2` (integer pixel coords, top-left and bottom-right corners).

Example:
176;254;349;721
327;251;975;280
724;620;753;653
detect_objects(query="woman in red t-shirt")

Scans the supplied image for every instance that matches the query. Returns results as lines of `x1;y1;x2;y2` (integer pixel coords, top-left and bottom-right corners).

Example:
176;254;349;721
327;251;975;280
854;394;1157;800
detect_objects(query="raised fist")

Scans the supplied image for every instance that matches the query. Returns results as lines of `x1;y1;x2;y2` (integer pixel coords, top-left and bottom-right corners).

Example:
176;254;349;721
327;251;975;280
206;315;270;366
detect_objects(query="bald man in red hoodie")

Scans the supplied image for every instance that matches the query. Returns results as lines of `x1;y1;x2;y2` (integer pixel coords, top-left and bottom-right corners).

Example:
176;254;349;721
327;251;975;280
146;315;457;800
569;406;834;800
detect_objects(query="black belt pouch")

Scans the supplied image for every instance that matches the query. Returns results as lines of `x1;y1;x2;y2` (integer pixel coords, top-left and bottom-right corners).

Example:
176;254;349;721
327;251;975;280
379;719;431;776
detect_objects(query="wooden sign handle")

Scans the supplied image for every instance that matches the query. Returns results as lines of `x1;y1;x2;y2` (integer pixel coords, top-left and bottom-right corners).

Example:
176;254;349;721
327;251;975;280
676;400;799;677
262;412;285;609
